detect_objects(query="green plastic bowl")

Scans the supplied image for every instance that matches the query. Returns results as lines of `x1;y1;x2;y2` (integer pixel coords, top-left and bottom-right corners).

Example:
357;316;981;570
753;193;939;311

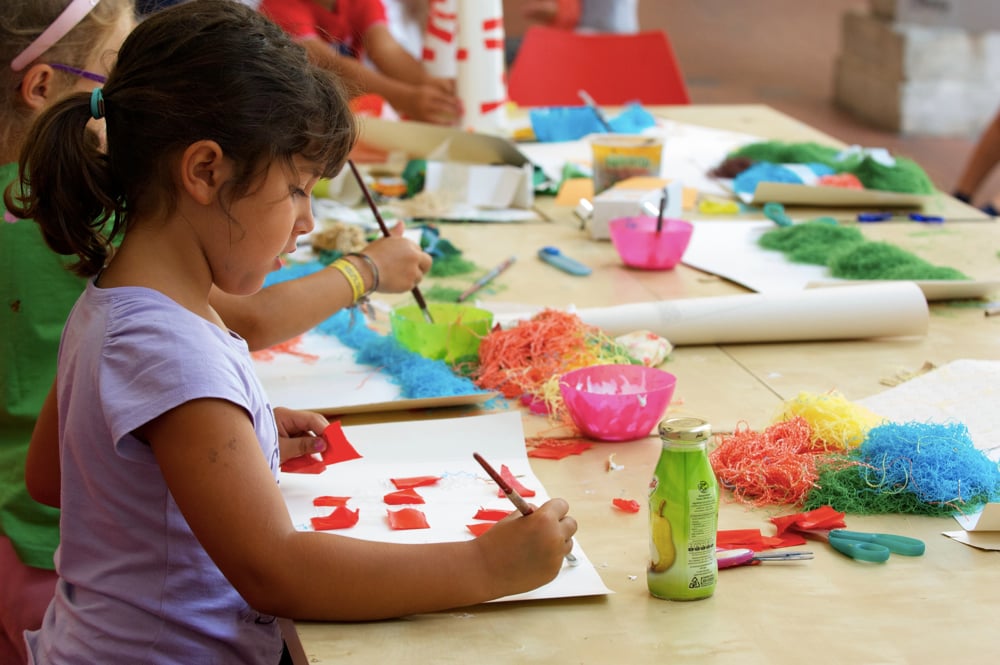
390;303;494;364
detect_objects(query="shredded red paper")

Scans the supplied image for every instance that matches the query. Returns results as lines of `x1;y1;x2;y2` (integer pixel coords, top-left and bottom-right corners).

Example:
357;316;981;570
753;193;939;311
612;498;641;513
311;506;360;531
320;421;362;465
466;522;495;537
387;508;430;530
474;508;511;521
390;475;441;490
526;438;593;460
280;455;326;474
383;488;425;505
313;495;351;507
497;464;536;498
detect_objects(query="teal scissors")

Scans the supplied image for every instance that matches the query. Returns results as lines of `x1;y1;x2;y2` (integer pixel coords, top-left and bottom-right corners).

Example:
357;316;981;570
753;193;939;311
802;528;925;563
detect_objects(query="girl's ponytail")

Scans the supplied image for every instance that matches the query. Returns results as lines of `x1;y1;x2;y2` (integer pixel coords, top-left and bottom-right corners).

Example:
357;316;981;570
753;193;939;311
7;90;123;277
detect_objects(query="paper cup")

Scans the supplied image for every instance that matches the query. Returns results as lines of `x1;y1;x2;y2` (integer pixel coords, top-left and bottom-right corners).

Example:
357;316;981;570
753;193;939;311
590;135;664;194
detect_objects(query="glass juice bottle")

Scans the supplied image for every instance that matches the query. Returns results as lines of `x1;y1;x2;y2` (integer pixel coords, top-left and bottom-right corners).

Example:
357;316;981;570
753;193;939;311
647;416;719;601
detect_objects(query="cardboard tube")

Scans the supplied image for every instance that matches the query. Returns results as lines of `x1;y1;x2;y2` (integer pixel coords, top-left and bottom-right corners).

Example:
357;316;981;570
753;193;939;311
570;282;928;345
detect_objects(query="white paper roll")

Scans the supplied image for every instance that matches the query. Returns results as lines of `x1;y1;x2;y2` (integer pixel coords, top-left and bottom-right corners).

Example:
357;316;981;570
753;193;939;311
572;282;928;345
422;0;458;79
456;0;507;134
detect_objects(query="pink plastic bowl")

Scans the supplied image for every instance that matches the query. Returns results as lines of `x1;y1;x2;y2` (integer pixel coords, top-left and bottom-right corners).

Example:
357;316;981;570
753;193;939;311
559;364;677;442
609;216;693;270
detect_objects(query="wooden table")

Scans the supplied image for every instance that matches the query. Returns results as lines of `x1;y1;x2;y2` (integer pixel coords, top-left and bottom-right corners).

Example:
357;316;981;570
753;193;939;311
288;105;1000;664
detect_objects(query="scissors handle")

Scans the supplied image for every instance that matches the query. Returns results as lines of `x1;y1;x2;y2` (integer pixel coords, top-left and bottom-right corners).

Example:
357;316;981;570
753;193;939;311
829;529;926;559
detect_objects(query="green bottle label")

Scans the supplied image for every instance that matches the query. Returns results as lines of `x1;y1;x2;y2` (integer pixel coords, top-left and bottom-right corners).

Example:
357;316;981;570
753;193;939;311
647;445;719;601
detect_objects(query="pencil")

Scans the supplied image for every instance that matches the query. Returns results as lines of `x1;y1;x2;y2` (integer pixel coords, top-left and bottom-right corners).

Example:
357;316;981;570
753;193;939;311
456;255;516;303
472;452;578;565
347;160;434;324
577;89;614;133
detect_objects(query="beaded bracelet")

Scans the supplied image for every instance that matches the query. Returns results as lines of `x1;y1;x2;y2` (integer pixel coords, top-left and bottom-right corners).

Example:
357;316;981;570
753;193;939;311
346;252;380;298
329;258;365;303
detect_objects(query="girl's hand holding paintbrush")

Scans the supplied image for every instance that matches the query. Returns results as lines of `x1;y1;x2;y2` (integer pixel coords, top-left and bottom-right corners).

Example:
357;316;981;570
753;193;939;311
358;222;433;293
472;496;578;595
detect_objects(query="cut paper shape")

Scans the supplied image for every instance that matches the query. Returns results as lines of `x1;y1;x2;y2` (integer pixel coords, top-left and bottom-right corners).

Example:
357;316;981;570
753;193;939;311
473;508;511;521
942;530;1000;551
387;508;431;530
311;506;360;531
497;464;536;498
390;475;441;490
716;529;807;551
320;421;362;465
466;522;495;537
384;488;426;505
526;439;593;460
313;496;351;507
771;505;846;536
612;498;640;513
280;455;327;475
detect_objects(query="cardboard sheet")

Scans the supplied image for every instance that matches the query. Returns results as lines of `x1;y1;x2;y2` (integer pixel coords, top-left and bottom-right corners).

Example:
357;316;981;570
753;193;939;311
279;412;612;602
682;220;1000;301
253;331;493;415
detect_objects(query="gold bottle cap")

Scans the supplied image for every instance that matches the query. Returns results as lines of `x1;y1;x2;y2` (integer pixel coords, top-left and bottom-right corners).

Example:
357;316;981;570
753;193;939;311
658;416;712;443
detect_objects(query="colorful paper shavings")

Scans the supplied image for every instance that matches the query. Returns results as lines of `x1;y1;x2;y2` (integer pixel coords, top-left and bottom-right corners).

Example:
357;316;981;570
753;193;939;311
387;508;430;530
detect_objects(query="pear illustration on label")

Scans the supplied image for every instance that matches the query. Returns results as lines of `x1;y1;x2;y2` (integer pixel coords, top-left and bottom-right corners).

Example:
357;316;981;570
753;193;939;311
649;499;676;573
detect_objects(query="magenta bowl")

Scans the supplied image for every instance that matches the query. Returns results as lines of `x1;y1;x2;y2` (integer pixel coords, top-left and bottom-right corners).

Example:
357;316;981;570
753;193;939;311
559;364;677;442
609;216;693;270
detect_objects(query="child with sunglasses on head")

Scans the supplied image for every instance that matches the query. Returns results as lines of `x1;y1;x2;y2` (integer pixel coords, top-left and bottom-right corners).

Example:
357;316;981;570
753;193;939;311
1;1;431;662
11;2;576;663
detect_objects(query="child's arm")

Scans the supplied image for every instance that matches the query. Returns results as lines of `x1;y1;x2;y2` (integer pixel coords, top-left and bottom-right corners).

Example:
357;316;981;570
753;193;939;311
145;398;576;621
211;229;431;352
298;35;460;125
25;381;61;508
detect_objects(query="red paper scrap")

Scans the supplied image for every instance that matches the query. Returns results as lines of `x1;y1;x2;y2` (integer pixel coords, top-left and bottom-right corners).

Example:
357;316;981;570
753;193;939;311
716;529;807;551
497;464;536;498
612;498;641;513
466;522;495;537
280;454;326;474
320;421;362;465
387;508;430;530
383;488;425;505
526;438;593;459
313;495;351;507
390;475;441;490
771;505;846;536
311;506;360;531
474;508;511;521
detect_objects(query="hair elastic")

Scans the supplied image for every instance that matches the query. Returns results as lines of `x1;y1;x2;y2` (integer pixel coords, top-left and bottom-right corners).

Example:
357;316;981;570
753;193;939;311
11;0;102;72
90;87;104;119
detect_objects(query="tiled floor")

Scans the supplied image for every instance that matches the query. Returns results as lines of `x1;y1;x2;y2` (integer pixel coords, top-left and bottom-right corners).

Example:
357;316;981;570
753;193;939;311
639;0;998;201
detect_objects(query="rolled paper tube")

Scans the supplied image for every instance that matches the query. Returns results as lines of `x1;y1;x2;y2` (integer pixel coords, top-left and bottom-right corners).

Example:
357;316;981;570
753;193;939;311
422;0;459;79
494;282;929;346
456;0;507;134
577;282;929;344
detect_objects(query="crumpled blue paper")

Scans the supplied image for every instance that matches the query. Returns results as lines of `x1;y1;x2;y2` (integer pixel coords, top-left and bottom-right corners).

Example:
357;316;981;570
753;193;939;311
529;103;656;142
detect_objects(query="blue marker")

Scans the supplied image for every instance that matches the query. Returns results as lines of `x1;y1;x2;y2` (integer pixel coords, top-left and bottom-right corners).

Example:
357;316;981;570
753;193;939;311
538;246;591;276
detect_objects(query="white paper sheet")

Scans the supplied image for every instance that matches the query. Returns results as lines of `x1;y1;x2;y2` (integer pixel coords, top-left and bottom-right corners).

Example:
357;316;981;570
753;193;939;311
279;412;612;602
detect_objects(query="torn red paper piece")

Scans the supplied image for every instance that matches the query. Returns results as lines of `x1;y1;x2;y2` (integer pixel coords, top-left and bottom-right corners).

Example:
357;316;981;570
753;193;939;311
313;495;351;507
320;421;362;465
612;498;641;513
474;508;511;521
387;508;430;530
466;522;495;537
383;488;425;505
771;505;846;536
311;506;360;531
716;529;806;551
280;454;326;474
390;475;441;490
497;464;536;498
526;438;593;459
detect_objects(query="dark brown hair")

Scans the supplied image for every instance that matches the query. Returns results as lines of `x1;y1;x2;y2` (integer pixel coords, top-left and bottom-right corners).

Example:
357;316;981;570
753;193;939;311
9;0;357;276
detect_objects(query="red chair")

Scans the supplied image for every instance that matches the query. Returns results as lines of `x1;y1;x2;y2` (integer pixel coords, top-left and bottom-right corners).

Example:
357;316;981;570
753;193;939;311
507;26;690;107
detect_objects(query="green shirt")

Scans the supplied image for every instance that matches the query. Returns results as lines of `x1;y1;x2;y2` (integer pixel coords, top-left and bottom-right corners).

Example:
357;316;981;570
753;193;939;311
0;162;87;569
